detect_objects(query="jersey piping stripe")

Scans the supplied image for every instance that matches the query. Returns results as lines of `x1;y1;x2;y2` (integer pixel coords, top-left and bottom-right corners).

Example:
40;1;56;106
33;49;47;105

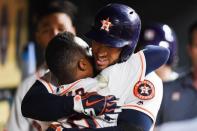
139;51;145;81
122;104;155;122
60;80;81;96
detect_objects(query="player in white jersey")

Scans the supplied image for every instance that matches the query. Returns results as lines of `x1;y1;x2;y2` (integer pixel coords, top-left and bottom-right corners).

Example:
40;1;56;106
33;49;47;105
48;55;162;129
22;4;169;131
42;49;146;128
28;31;167;131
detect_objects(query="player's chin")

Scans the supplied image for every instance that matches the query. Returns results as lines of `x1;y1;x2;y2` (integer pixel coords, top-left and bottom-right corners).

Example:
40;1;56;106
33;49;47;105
96;64;108;71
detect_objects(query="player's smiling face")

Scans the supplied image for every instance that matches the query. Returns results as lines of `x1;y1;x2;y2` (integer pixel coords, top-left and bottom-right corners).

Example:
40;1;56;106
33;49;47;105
91;41;122;71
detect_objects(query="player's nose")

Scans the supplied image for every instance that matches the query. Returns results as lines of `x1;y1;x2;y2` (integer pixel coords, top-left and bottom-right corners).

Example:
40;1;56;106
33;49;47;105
97;46;108;56
98;51;107;57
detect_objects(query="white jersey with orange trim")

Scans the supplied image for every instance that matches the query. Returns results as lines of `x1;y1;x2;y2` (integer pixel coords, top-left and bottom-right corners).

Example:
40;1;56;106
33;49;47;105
122;72;163;130
38;51;160;128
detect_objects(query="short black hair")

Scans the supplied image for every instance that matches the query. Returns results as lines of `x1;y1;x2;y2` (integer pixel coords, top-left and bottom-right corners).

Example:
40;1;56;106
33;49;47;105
33;0;77;28
188;21;197;45
45;32;87;84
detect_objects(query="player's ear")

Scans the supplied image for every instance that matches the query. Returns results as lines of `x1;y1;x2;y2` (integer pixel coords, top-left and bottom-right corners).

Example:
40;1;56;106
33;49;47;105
78;58;87;71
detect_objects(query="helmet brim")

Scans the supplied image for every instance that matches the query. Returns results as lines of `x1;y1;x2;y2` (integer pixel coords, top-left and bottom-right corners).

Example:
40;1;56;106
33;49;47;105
85;28;132;48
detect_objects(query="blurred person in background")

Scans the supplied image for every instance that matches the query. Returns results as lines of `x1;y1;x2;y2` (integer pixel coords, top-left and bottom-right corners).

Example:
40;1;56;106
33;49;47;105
155;21;197;131
21;0;76;78
0;0;28;130
6;0;78;130
137;22;179;82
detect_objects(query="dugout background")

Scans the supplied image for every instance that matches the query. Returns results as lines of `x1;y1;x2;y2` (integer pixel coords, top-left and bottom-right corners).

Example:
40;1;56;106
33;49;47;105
0;0;196;129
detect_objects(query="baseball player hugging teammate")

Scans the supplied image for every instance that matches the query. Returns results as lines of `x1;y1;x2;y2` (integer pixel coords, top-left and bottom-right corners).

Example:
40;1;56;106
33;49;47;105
22;3;169;131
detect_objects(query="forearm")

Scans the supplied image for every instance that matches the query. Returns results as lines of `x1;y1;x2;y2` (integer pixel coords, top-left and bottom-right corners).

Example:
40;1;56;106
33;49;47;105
63;124;142;131
21;80;75;121
48;121;142;131
47;109;150;131
117;109;152;131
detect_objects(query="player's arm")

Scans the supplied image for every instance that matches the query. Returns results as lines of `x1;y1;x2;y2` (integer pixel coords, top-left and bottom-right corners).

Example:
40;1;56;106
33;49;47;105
22;80;118;121
143;45;170;75
47;127;142;131
117;109;152;131
46;110;149;131
21;80;75;121
47;122;143;131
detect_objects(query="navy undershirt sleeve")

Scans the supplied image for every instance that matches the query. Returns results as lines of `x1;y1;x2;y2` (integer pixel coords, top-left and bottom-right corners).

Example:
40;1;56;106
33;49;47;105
117;109;152;131
21;80;75;121
143;45;170;75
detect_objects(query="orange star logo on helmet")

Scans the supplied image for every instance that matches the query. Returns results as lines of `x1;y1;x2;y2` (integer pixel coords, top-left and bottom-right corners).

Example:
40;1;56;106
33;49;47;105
100;18;113;32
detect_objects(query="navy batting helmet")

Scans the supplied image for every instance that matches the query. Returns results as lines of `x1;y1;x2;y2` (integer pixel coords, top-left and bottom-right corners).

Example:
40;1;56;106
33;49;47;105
85;3;141;62
139;23;178;66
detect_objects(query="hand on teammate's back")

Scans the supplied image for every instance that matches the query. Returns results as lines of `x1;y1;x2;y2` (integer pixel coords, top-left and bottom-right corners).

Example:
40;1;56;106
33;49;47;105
74;92;120;117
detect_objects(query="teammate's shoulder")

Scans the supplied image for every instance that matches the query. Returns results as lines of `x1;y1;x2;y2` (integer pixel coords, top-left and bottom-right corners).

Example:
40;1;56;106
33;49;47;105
19;72;40;91
22;74;37;84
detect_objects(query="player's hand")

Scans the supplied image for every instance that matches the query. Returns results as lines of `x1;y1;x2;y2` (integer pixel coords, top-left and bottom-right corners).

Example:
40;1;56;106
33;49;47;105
46;122;64;131
73;92;120;117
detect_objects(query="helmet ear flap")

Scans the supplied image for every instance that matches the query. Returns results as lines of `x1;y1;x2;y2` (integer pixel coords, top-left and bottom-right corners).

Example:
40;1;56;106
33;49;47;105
120;45;136;62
